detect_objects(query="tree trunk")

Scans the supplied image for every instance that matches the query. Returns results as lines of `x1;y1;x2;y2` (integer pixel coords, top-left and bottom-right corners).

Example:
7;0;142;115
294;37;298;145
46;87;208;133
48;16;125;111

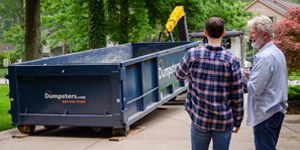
63;38;68;54
24;0;42;61
14;12;17;26
89;0;106;49
19;0;25;30
119;0;128;44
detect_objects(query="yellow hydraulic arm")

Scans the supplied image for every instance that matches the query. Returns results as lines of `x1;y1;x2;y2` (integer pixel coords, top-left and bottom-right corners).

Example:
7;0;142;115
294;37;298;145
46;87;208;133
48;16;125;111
158;6;187;42
164;6;185;37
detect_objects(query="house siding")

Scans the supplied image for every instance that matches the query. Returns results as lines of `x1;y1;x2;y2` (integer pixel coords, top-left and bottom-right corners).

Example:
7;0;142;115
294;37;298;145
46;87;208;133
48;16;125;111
244;2;284;23
0;43;15;52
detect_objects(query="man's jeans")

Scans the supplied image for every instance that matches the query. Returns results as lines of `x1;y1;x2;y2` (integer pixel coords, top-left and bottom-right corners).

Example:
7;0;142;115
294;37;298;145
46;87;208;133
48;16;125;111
191;122;232;150
253;112;285;150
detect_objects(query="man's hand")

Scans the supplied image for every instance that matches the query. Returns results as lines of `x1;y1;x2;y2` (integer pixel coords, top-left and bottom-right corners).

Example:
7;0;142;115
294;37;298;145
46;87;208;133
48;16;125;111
244;71;250;79
232;127;240;134
241;68;250;79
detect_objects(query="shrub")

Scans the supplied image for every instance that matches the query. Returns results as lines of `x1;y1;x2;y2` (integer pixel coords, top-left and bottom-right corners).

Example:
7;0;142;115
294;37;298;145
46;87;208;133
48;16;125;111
273;6;300;74
6;51;22;63
288;85;300;100
0;53;5;68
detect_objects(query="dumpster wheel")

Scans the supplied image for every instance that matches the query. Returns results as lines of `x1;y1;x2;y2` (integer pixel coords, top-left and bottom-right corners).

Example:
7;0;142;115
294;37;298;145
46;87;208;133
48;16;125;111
112;128;128;136
17;125;35;134
170;96;177;101
44;125;60;131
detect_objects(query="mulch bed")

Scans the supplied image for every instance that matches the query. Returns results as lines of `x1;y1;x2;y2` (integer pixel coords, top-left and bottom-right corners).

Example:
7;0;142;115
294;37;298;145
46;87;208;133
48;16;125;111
287;100;300;114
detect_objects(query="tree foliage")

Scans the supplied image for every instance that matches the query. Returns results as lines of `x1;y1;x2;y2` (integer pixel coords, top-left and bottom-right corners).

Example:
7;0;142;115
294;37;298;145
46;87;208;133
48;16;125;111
286;0;300;4
41;0;89;52
273;6;300;74
1;0;253;55
0;0;21;43
106;0;156;44
106;0;252;43
3;25;24;54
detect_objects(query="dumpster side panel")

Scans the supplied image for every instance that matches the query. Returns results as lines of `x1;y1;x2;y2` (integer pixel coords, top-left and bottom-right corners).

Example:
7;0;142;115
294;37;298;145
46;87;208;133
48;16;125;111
9;65;125;127
122;58;158;122
17;75;112;114
158;50;186;99
142;59;158;107
8;66;20;125
122;64;141;117
122;48;193;126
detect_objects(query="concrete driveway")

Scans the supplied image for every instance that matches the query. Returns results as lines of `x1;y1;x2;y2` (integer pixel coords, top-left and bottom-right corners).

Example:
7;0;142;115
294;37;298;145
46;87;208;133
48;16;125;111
0;78;9;84
0;93;300;150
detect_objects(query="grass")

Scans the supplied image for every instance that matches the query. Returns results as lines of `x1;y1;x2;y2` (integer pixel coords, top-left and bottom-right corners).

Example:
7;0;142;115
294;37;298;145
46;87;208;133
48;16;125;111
289;71;300;80
0;68;8;78
289;76;300;80
0;84;16;132
290;71;300;76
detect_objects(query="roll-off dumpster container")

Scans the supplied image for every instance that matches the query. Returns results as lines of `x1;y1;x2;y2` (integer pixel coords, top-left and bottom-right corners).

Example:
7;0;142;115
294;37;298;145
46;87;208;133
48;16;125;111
7;41;201;135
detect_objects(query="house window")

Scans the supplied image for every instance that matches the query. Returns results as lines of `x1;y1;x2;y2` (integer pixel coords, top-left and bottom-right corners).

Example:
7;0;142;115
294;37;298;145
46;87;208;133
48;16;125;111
269;16;274;23
255;5;262;10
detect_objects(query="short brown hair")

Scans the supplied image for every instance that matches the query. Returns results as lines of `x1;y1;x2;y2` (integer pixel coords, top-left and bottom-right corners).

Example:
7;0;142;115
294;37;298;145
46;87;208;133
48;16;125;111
205;17;225;38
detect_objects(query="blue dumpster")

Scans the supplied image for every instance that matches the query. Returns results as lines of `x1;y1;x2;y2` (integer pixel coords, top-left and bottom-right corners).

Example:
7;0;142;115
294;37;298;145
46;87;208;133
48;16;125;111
7;41;201;135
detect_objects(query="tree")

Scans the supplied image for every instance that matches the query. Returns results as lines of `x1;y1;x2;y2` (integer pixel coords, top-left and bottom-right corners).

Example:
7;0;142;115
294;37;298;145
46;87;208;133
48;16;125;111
273;6;300;74
0;0;21;43
24;0;42;61
19;0;25;30
286;0;300;4
41;0;89;52
106;0;155;44
3;25;25;54
2;0;252;56
106;0;252;44
89;0;106;49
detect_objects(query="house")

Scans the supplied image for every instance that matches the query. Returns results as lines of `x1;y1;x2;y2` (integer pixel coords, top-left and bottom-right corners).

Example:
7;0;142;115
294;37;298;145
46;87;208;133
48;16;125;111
0;43;15;52
243;0;298;24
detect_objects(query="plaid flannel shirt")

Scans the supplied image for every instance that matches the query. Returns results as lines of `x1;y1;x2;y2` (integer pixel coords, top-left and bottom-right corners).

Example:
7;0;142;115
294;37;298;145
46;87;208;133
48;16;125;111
175;44;244;131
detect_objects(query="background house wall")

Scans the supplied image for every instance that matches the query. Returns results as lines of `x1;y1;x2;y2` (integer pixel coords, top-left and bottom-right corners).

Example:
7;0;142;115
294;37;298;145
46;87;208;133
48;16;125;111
0;44;15;52
244;2;284;23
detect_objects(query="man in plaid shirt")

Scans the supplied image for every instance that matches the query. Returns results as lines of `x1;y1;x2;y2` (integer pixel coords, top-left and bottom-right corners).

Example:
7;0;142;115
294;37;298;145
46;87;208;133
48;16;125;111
174;17;244;150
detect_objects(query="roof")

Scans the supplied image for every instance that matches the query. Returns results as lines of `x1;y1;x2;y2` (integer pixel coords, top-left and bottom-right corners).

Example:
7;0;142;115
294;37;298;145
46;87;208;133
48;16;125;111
278;0;299;7
0;43;15;52
263;0;286;13
243;0;299;14
189;31;245;39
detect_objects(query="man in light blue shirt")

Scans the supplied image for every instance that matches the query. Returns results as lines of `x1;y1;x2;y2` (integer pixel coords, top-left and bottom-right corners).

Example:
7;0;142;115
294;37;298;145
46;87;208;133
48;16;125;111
242;15;288;150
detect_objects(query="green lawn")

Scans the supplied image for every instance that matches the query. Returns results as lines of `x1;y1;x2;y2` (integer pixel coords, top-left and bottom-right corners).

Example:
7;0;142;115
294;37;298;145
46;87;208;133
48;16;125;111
289;76;300;80
0;84;16;132
0;69;8;78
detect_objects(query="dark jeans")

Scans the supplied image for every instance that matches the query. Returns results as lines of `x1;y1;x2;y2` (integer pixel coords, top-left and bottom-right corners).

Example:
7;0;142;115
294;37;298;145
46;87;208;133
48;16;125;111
253;112;285;150
191;122;232;150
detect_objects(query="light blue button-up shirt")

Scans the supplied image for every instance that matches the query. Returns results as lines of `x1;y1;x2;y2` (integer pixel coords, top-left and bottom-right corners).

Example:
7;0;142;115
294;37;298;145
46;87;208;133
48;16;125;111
242;41;288;127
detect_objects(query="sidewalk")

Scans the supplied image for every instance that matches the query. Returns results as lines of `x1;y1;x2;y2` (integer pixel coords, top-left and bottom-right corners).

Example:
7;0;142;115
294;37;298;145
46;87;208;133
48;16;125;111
0;78;9;84
0;93;299;150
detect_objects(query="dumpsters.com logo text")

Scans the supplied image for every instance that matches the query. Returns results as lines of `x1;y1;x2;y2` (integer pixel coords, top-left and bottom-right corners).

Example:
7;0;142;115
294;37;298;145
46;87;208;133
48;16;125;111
158;59;179;80
44;90;86;100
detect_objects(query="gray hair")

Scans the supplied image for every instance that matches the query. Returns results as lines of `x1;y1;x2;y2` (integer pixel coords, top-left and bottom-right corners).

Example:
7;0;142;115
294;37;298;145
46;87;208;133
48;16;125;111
247;15;274;38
